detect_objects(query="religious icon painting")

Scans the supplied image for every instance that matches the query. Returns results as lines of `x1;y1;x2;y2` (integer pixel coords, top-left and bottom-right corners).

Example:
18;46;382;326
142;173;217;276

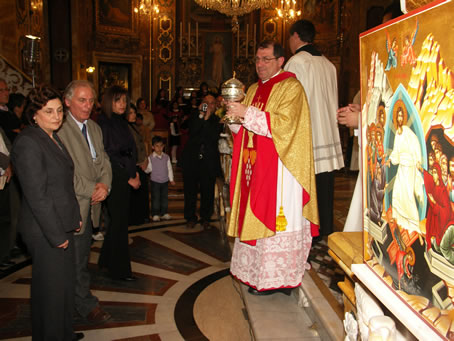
360;0;454;338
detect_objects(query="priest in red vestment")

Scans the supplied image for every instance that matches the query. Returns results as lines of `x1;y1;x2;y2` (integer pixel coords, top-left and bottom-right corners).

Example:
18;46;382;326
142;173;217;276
226;40;319;295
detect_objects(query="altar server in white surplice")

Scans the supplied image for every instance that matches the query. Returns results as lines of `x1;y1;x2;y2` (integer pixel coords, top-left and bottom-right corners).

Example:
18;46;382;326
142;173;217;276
285;19;344;237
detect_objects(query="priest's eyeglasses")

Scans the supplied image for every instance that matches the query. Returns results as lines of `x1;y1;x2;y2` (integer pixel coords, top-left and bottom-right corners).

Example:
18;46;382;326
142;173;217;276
254;57;278;64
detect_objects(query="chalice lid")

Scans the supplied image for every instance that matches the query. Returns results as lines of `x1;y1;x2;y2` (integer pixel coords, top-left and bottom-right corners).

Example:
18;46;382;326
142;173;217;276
221;72;245;102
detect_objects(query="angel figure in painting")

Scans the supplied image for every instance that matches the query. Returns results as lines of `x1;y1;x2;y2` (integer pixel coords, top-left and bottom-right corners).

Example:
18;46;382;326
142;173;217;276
385;101;424;233
385;31;398;71
401;19;419;67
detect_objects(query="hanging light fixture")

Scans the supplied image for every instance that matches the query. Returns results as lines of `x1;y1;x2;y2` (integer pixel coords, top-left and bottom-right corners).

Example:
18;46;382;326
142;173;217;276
134;0;160;16
194;0;273;32
276;0;302;22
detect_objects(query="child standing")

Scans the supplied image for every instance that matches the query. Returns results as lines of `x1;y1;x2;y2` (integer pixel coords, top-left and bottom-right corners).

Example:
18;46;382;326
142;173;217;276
145;136;175;222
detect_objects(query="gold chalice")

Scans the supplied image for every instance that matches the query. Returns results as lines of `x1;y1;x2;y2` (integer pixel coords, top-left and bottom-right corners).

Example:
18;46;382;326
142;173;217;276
221;72;245;124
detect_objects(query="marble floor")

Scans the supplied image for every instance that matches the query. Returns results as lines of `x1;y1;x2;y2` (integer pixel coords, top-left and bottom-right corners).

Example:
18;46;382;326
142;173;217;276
0;170;357;340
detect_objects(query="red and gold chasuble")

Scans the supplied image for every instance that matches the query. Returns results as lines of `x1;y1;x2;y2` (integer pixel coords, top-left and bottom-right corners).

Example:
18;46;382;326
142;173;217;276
230;72;297;246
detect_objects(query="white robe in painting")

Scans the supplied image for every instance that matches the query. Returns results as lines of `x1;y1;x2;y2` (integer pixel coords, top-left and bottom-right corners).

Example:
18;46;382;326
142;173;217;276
228;106;312;290
389;125;424;233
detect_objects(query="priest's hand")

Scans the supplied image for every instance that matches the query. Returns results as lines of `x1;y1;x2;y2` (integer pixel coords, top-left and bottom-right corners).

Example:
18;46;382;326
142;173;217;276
226;102;247;118
337;104;360;128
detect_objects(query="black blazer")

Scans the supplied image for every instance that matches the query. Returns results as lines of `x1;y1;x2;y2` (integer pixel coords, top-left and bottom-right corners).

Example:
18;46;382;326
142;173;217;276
11;126;80;247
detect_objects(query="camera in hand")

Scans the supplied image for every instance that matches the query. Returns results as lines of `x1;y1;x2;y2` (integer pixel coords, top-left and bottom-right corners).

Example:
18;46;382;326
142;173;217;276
201;103;208;112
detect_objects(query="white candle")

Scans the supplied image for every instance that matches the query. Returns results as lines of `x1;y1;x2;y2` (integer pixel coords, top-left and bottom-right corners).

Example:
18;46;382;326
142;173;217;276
188;22;191;57
196;22;198;57
246;24;249;58
253;24;256;54
180;21;182;58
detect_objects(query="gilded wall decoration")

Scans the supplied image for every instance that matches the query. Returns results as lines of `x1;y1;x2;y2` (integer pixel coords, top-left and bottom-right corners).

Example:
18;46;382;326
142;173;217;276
157;16;173;63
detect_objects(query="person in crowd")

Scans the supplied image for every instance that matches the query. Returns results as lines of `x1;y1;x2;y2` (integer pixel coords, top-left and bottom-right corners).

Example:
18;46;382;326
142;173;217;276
0;79;22;142
97;85;140;281
0;126;13;269
188;97;200;117
225;40;318;295
155;88;169;110
135;112;152;156
136;97;155;142
126;103;150;225
169;115;181;164
197;82;209;102
58;80;112;324
284;20;344;239
11;84;84;340
181;94;223;229
7;93;26;127
145;135;175;222
189;90;199;106
151;92;170;131
176;95;188;114
0;128;9;173
169;100;183;118
90;94;103;123
0;79;21;269
173;86;185;102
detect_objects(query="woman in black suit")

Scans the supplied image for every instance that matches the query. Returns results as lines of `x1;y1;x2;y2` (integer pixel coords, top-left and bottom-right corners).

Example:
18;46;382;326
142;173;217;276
11;85;82;340
97;85;140;281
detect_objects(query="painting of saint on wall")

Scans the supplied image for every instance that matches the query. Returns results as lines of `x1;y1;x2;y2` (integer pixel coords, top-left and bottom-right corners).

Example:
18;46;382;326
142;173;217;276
98;62;131;95
203;32;233;89
361;1;454;338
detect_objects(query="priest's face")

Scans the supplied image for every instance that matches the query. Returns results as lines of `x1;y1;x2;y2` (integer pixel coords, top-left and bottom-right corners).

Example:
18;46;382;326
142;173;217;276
255;46;284;81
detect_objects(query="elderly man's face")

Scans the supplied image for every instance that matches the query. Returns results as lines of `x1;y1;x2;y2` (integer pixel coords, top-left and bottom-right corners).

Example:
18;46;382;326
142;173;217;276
0;81;9;106
65;86;95;123
255;46;283;82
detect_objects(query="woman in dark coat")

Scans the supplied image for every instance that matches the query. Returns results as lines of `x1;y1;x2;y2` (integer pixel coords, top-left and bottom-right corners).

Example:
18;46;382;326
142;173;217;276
97;85;140;281
11;85;82;340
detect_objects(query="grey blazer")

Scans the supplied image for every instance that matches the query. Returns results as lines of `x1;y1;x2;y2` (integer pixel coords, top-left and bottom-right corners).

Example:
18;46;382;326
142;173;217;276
58;113;112;234
11;126;81;247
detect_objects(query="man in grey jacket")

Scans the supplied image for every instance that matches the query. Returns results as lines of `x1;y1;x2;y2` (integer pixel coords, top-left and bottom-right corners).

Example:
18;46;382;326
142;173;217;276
58;80;112;323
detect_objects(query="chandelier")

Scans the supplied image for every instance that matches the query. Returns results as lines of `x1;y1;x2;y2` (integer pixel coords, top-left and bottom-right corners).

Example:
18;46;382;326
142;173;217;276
276;0;302;22
134;0;160;16
194;0;273;32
